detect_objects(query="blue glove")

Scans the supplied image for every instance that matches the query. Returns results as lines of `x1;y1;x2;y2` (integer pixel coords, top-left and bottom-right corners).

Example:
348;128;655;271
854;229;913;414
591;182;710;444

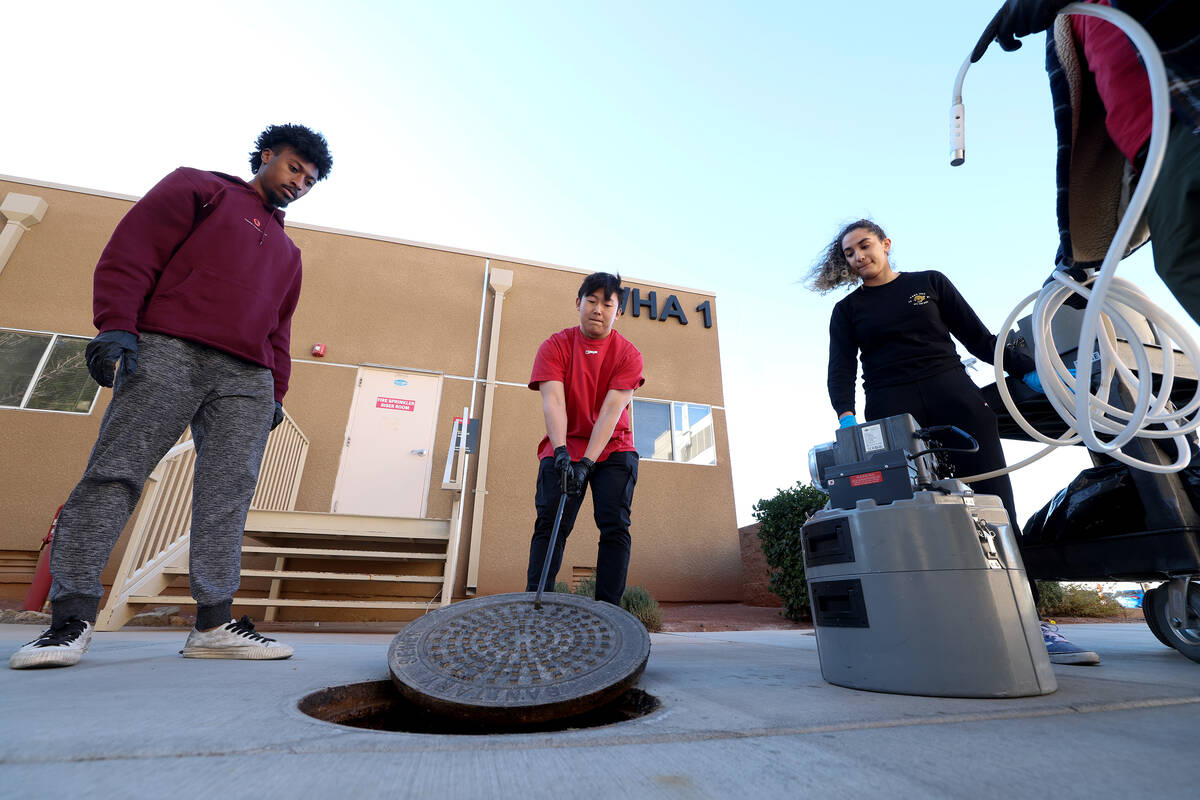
839;415;858;428
271;401;284;430
1023;368;1077;395
85;330;138;388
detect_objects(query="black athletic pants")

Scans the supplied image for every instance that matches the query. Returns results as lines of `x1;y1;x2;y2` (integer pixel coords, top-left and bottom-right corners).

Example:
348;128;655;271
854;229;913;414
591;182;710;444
525;450;639;605
1146;116;1200;328
865;366;1021;536
865;367;1044;607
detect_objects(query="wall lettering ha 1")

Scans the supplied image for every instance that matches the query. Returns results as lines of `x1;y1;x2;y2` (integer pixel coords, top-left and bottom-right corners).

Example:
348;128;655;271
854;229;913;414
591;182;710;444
620;288;713;328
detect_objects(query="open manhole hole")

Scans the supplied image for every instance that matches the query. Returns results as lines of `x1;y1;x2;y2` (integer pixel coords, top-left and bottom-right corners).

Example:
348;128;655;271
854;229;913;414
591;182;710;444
298;680;661;734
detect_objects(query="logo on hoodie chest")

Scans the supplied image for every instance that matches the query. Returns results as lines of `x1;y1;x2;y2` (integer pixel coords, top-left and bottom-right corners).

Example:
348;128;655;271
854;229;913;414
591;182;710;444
244;217;265;233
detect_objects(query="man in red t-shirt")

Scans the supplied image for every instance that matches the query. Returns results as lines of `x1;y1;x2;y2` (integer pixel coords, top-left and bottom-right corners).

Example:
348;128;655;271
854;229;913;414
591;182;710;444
525;272;645;605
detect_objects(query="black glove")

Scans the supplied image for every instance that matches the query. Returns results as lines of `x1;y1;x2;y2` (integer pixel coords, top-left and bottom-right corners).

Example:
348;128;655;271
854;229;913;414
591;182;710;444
271;401;284;430
553;445;572;493
85;330;139;388
971;0;1072;63
566;457;595;498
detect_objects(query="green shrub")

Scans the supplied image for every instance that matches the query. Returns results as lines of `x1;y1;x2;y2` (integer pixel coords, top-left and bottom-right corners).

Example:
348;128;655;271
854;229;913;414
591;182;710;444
1036;582;1122;618
553;581;571;594
572;574;597;599
1034;580;1064;616
620;585;664;632
753;482;829;622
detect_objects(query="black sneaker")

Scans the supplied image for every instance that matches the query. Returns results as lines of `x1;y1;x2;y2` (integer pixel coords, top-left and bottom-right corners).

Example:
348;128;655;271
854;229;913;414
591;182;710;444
9;617;94;669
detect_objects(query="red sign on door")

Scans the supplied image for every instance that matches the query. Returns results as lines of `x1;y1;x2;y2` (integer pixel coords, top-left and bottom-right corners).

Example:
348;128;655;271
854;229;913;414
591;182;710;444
376;396;415;412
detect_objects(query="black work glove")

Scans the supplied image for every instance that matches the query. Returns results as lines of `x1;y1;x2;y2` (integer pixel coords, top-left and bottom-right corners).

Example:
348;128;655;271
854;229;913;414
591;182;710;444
553;445;572;493
567;457;595;498
971;0;1073;63
85;330;139;388
271;401;284;430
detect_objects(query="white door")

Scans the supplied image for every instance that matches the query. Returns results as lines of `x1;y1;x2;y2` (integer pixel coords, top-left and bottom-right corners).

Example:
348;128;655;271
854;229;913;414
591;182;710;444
331;368;443;517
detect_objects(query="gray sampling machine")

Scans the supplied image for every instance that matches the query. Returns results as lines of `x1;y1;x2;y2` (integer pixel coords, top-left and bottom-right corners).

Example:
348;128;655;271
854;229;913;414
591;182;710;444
805;413;1056;697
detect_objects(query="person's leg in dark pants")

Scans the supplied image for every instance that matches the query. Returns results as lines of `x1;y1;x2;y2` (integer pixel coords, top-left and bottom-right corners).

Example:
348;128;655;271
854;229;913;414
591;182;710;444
919;370;1022;536
187;352;275;631
525;457;585;592
589;451;638;605
865;369;1019;534
47;334;202;626
1146;116;1200;326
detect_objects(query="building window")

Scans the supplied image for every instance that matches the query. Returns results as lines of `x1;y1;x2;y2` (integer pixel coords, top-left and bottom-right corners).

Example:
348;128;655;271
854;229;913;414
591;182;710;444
631;398;717;465
0;329;99;414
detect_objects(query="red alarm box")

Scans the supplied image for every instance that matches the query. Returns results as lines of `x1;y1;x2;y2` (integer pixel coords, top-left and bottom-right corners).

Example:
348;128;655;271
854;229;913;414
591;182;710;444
311;343;326;357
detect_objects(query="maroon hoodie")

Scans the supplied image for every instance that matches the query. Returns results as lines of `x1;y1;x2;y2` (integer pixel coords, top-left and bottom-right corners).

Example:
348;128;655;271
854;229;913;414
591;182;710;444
93;167;302;402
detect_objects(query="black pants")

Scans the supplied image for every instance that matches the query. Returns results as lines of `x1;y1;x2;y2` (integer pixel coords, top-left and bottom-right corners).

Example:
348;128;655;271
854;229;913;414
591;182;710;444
525;450;638;605
1146;115;1200;328
865;367;1021;536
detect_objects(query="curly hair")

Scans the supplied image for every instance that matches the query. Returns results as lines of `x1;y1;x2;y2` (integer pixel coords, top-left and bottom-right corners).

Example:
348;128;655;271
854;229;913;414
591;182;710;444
249;124;333;180
804;218;889;293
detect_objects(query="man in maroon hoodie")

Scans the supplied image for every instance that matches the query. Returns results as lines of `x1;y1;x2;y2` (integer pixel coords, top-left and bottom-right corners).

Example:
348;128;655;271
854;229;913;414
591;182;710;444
10;124;333;670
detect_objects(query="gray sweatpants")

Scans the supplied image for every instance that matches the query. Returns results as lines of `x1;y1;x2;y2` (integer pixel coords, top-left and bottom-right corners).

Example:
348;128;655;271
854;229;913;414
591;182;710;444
49;333;275;630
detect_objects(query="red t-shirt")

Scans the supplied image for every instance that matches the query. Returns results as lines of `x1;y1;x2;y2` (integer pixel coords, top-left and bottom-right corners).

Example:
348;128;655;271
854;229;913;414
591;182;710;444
529;326;645;461
1072;0;1153;163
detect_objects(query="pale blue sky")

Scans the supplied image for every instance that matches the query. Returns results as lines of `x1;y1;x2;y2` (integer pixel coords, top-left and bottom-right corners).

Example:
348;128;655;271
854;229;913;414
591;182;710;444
4;0;1194;525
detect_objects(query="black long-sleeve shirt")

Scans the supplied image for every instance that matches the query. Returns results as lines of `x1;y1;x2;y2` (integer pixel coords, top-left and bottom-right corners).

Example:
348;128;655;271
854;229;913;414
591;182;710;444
826;270;1033;415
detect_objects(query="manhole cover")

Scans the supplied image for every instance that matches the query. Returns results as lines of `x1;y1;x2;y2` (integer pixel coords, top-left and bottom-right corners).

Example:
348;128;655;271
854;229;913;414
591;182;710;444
388;592;651;724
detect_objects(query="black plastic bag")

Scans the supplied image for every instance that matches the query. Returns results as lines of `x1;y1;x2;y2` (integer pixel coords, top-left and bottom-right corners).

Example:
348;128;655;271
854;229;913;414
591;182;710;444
1022;463;1147;544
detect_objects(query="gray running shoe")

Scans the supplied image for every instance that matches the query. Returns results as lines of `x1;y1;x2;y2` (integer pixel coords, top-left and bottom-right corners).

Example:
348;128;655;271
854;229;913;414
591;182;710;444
9;617;94;669
181;615;293;660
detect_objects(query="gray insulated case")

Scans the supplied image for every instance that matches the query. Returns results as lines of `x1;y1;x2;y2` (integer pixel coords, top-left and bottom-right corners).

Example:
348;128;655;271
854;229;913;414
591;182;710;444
802;486;1056;698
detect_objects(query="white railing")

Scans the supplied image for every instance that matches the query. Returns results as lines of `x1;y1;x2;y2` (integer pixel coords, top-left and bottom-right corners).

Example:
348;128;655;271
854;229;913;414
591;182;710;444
439;407;470;607
95;410;309;631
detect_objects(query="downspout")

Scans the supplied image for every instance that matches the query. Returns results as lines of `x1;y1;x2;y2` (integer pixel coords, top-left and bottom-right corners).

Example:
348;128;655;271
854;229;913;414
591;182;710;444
0;193;49;279
465;267;514;593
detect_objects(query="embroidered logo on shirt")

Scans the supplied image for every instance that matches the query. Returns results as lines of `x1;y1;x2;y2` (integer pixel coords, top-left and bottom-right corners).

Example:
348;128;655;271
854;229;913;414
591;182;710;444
584;349;599;355
244;217;264;232
908;292;930;306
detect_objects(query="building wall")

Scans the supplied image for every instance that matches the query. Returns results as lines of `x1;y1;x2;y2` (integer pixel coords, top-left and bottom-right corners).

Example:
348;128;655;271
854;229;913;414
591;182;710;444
0;175;740;605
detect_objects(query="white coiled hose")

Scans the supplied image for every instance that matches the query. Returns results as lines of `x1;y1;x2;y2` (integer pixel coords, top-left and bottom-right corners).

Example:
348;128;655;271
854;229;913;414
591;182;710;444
952;2;1200;479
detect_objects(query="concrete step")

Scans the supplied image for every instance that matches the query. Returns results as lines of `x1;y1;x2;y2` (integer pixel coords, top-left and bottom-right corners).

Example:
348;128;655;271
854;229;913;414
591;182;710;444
162;566;444;583
244;509;450;540
242;545;446;561
129;595;434;610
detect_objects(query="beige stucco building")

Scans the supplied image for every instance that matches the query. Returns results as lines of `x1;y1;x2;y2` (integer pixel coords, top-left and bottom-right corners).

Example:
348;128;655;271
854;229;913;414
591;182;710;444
0;175;740;621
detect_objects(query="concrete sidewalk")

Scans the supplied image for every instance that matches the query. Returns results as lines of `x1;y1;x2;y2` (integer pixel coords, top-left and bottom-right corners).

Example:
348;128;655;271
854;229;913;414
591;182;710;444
1;621;1197;798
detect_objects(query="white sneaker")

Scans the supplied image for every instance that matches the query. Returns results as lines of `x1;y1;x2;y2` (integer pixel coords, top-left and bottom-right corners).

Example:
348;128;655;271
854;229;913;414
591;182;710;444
180;615;293;660
9;617;94;669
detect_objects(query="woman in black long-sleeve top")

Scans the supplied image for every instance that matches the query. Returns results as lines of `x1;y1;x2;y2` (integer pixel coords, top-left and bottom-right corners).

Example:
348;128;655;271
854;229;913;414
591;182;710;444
812;218;1033;533
809;220;1104;665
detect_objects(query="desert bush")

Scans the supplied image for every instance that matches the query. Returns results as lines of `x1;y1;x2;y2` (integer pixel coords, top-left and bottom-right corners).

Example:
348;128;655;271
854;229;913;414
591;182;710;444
753;482;829;621
620;585;664;632
1036;582;1122;618
572;574;597;599
553;581;571;593
1034;580;1064;616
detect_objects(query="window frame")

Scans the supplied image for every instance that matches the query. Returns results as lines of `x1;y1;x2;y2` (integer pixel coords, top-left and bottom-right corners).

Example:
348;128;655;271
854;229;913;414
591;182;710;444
0;327;101;415
631;396;719;466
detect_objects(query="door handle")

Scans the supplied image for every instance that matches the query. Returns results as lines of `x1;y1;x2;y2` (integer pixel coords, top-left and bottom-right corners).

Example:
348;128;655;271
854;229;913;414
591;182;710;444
411;449;427;456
